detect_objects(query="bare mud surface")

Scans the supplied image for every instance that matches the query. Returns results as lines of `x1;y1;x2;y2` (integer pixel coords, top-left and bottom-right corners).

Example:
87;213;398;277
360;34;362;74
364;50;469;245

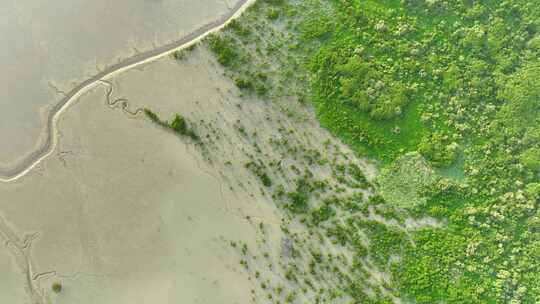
0;0;246;175
0;84;277;303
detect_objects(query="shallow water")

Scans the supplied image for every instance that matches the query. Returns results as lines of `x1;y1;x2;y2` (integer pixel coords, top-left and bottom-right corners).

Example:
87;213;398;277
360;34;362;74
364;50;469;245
0;0;230;166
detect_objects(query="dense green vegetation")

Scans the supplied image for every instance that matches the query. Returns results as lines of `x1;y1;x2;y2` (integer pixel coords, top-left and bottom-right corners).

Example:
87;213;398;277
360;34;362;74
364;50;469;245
205;0;540;303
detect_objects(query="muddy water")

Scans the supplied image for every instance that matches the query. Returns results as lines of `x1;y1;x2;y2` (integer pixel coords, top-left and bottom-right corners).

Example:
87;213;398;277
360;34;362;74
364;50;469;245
0;0;231;166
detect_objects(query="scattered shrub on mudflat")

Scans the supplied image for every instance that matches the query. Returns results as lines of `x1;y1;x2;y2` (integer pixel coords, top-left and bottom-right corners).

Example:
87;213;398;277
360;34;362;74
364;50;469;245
52;282;62;293
246;161;273;187
144;109;199;141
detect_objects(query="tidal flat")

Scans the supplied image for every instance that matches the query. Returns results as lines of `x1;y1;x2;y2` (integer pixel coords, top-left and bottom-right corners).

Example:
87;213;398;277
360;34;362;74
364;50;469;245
0;32;384;303
0;68;276;303
0;0;234;171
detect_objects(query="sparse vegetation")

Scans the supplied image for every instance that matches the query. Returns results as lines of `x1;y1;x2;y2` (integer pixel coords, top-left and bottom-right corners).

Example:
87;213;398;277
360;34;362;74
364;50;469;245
201;0;540;302
143;108;165;127
245;161;272;187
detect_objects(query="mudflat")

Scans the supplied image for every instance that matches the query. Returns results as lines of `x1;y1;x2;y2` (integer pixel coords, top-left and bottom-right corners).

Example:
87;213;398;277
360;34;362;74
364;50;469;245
0;80;278;303
0;0;237;171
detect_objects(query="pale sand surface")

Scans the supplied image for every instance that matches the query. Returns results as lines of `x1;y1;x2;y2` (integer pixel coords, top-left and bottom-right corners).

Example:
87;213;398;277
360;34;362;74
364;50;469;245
0;0;234;168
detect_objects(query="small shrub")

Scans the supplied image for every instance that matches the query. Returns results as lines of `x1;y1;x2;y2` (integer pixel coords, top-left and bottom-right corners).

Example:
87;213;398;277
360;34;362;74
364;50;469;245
267;8;280;20
52;282;62;293
171;114;188;134
235;78;255;91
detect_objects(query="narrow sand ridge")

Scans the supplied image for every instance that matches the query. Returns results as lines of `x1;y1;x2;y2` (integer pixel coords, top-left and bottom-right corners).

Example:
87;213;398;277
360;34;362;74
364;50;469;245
0;0;254;183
